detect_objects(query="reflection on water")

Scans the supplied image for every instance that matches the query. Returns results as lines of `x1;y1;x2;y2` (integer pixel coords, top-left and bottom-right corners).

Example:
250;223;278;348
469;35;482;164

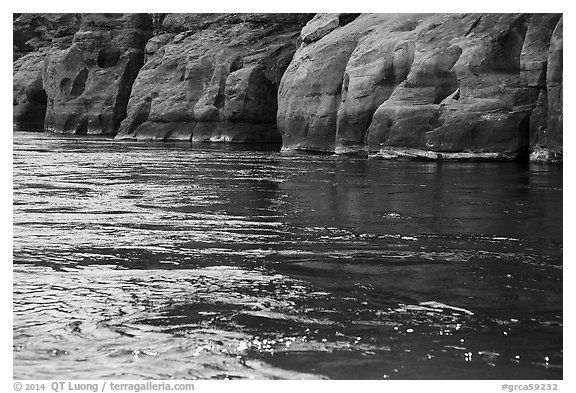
13;132;562;379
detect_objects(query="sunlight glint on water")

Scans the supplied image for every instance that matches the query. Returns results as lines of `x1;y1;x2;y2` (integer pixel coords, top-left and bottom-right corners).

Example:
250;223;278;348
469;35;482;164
13;132;562;379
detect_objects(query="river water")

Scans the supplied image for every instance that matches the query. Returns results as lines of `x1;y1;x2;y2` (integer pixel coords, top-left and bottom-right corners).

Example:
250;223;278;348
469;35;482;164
13;131;563;379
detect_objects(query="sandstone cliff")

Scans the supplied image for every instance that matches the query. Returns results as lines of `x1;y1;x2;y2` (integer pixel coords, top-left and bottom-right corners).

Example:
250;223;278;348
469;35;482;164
13;13;81;131
115;14;312;142
13;13;562;163
278;13;563;162
42;14;153;134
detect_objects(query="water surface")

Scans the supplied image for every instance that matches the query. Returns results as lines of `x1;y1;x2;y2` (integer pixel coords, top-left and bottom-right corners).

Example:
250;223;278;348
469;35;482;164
13;131;563;379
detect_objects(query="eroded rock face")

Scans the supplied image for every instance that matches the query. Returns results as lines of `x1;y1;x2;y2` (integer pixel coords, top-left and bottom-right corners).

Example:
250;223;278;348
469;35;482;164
532;16;563;162
278;13;563;162
116;14;312;142
518;14;561;147
13;13;80;131
13;50;48;131
13;13;81;60
14;13;562;162
42;14;152;134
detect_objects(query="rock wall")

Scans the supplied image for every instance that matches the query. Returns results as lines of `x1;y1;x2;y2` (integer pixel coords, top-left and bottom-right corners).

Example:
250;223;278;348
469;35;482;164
13;14;80;131
13;13;562;162
530;16;563;163
115;14;312;142
41;14;153;134
277;13;563;163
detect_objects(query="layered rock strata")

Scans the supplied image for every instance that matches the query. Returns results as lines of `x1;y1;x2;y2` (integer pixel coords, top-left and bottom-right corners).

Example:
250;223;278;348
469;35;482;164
115;14;312;142
277;13;563;163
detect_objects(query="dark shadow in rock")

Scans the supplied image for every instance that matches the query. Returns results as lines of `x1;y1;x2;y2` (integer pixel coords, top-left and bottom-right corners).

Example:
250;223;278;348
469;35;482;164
97;47;121;68
338;14;361;27
76;117;88;135
70;68;88;98
60;78;71;94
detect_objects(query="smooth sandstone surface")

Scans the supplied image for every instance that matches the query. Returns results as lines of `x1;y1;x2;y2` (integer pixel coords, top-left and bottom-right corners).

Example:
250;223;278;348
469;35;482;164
277;13;563;162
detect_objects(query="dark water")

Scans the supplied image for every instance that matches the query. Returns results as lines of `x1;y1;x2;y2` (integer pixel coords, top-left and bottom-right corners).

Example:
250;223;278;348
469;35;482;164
13;131;563;379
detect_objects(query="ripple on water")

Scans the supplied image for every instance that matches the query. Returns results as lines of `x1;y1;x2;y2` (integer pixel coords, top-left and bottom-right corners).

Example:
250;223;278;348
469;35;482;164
13;133;563;379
